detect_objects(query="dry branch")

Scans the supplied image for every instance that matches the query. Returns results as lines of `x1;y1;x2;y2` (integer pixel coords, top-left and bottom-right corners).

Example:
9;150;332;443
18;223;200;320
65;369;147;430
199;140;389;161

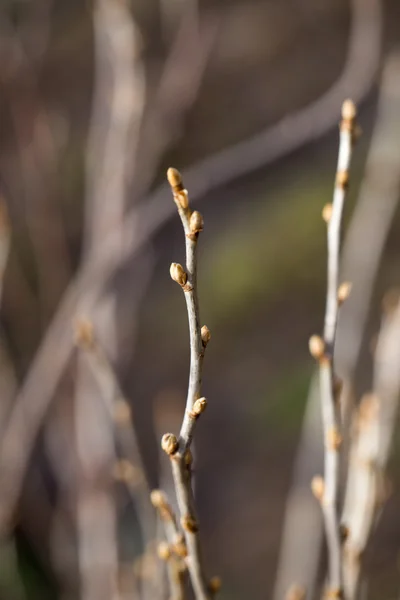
309;101;358;599
159;168;212;600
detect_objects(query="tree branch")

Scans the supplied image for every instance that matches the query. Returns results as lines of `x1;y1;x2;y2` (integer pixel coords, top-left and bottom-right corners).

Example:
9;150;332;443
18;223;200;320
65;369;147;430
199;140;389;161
160;168;213;600
309;100;358;599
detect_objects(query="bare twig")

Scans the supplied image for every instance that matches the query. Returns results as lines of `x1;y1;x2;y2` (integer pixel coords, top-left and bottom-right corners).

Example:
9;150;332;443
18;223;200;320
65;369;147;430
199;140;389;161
309;100;358;598
160;168;212;600
74;319;153;543
342;295;400;598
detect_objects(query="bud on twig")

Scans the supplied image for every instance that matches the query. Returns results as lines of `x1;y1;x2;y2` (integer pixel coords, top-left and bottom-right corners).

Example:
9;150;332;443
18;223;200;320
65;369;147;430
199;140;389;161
311;475;325;502
150;489;167;509
342;99;357;122
201;325;211;346
157;541;171;561
167;167;183;191
338;282;352;304
322;203;333;223
181;514;198;533
309;335;325;361
170;262;187;287
339;523;349;543
189;397;207;419
161;433;179;456
189;211;204;235
327;426;342;451
172;534;188;558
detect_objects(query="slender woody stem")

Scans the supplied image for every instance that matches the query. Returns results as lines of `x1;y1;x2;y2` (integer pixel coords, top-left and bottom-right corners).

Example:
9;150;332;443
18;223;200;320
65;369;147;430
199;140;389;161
163;168;212;600
313;100;357;599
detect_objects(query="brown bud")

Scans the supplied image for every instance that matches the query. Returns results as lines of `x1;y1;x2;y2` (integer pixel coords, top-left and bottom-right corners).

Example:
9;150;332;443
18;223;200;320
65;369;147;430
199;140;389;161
161;433;178;455
181;514;198;533
167;167;183;191
189;397;207;419
339;523;349;543
150;489;167;509
73;317;94;349
208;576;222;593
113;399;131;425
172;534;188;558
322;203;333;223
338;282;352;304
333;375;343;402
201;325;211;346
170;263;187;287
189;210;204;234
326;427;342;451
184;449;193;467
157;541;171;561
311;475;325;501
285;584;306;600
175;189;189;209
342;99;357;121
336;170;349;189
309;335;325;361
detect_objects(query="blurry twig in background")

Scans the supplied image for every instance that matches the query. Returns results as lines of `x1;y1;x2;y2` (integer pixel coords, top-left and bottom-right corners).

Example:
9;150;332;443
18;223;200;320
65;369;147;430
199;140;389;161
75;0;146;598
76;322;153;544
150;490;186;600
133;4;218;201
342;295;400;598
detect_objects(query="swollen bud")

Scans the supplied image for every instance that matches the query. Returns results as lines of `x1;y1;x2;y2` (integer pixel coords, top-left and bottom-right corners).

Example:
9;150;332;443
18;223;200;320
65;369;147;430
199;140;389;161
150;489;167;509
170;262;187;287
189;210;204;235
189;397;207;419
342;99;357;121
311;475;325;501
161;433;178;455
157;541;171;561
181;514;198;533
167;167;183;191
338;282;352;304
201;325;211;346
322;203;333;223
309;335;325;361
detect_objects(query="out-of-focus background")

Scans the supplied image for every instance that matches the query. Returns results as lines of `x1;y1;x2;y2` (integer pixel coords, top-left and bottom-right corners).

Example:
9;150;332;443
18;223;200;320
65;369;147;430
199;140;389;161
0;0;400;599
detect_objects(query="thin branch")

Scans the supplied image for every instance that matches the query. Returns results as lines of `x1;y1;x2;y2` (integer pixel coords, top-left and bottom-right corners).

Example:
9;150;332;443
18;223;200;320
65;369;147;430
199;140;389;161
160;168;212;600
74;319;153;543
309;101;358;599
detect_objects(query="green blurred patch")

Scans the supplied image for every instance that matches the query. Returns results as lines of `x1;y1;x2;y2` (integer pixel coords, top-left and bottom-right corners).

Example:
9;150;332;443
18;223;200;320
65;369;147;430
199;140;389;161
201;172;332;323
255;364;313;434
